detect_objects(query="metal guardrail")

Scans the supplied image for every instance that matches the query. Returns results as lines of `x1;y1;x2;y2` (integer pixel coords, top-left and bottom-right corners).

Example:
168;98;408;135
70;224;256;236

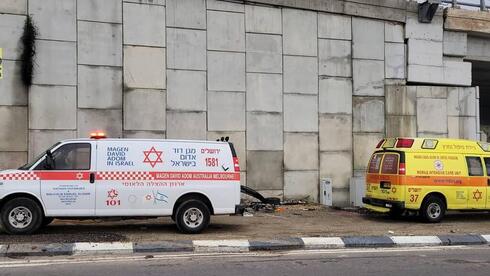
443;0;488;11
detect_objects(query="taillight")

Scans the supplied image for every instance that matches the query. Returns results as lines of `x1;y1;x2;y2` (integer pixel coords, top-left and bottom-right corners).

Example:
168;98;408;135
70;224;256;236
376;139;385;148
233;157;240;172
396;138;414;148
399;163;406;175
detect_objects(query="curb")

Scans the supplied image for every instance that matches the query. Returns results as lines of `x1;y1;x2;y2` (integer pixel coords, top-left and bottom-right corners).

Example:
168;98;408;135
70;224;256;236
1;234;489;257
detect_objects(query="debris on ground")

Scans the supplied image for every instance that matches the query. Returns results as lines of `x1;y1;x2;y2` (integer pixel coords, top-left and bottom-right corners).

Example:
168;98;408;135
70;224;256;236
282;199;308;205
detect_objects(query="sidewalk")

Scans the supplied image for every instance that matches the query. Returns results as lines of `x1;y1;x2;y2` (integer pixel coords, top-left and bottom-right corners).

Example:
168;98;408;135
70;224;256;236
1;204;490;257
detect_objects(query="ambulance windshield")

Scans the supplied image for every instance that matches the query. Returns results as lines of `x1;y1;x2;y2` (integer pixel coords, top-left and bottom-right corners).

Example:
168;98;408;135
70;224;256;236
18;142;61;170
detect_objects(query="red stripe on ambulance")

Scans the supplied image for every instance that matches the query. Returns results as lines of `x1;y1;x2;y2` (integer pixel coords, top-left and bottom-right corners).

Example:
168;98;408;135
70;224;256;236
1;171;239;181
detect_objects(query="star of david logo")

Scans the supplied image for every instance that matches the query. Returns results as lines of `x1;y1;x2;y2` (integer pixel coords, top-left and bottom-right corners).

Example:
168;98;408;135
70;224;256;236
107;188;119;199
143;146;163;168
76;172;84;180
473;189;482;202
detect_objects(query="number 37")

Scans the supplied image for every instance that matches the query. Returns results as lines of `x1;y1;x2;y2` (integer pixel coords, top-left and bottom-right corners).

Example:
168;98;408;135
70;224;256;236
409;194;419;203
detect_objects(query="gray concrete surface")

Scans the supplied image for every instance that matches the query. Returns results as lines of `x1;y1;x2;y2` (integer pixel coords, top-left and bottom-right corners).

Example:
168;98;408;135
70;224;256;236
1;245;489;275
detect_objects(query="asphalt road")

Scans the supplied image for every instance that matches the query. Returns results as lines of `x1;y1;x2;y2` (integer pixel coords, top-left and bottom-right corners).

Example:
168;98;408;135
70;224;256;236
1;246;490;276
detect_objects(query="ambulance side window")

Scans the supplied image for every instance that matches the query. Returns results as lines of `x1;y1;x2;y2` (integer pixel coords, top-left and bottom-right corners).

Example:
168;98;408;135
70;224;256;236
484;158;490;176
466;157;483;176
35;143;91;170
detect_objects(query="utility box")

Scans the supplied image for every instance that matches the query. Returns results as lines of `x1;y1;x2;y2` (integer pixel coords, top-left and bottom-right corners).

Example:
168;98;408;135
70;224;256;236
320;178;332;206
350;175;366;207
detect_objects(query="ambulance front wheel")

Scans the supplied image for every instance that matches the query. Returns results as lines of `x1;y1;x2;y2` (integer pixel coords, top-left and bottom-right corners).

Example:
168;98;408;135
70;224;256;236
0;197;43;235
175;199;210;234
420;195;446;223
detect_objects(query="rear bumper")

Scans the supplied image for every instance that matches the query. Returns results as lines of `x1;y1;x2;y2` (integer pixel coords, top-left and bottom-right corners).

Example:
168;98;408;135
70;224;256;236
235;204;245;215
362;197;405;209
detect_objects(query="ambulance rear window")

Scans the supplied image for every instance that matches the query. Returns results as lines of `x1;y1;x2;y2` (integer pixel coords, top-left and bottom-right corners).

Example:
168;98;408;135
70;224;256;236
381;154;399;174
368;154;383;173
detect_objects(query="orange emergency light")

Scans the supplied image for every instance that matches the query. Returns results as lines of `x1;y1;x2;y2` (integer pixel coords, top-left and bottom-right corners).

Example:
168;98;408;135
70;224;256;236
90;131;107;139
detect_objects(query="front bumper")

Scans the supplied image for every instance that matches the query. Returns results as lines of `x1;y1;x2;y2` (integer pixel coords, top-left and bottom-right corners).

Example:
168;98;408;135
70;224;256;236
362;197;405;209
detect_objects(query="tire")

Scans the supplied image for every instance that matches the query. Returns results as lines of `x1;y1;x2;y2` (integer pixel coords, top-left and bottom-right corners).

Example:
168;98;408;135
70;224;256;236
1;197;43;235
175;199;210;234
42;217;55;227
420;195;446;223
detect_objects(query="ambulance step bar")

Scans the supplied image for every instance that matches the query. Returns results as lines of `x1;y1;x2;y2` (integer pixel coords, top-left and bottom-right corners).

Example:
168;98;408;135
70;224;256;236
241;185;281;205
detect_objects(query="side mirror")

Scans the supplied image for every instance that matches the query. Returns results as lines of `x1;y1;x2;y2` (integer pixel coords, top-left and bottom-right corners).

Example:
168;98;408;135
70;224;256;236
45;150;55;170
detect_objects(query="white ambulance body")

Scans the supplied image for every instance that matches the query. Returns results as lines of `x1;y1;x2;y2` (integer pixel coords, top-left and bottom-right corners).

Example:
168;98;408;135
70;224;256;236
0;137;242;234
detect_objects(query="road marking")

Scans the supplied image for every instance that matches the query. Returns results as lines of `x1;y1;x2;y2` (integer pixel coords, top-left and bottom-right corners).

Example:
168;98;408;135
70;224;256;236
193;239;250;252
390;236;442;246
0;245;476;269
301;237;344;249
481;235;490;243
73;242;133;255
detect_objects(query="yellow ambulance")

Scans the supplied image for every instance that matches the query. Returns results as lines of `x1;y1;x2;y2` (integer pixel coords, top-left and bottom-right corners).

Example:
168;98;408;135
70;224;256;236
362;137;490;222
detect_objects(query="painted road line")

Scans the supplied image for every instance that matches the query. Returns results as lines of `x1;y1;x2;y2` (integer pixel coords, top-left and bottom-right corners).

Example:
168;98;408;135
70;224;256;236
390;236;442;247
437;235;487;246
342;236;395;248
133;240;193;253
249;238;304;251
0;246;474;269
0;245;6;257
73;242;133;255
301;237;345;249
193;239;250;252
480;235;490;243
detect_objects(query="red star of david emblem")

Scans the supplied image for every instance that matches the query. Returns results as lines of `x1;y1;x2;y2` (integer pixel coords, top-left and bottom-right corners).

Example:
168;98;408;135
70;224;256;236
76;172;84;180
143;146;163;168
473;189;482;201
107;188;118;199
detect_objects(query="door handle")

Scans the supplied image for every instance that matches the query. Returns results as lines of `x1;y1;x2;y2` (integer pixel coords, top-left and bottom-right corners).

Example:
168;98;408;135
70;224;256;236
90;173;95;184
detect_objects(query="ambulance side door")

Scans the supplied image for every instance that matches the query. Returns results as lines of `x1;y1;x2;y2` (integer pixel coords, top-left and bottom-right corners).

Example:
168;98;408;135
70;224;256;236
37;142;97;216
466;156;486;209
484;157;490;209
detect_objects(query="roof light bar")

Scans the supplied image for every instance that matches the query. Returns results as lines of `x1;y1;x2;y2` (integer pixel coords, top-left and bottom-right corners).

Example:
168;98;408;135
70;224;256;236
90;131;107;139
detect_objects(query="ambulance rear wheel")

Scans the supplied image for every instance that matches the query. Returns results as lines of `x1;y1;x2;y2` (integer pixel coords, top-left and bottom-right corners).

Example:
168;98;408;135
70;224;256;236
175;199;210;234
420;195;446;223
1;197;43;235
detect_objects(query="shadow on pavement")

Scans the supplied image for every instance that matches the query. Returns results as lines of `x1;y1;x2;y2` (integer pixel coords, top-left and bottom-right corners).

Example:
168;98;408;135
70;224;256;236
0;219;242;244
361;211;490;224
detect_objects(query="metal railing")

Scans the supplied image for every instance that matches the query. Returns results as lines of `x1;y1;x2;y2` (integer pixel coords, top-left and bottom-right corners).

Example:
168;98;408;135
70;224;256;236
443;0;489;11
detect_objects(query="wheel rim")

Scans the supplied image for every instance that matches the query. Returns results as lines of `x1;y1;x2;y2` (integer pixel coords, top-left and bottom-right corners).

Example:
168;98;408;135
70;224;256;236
8;206;33;229
183;207;203;228
427;202;441;219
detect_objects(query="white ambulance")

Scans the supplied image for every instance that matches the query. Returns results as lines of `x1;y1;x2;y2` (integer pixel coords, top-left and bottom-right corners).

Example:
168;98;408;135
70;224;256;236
0;133;242;234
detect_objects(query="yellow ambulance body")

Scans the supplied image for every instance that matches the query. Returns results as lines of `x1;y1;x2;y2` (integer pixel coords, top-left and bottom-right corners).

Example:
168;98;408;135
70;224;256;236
362;137;490;222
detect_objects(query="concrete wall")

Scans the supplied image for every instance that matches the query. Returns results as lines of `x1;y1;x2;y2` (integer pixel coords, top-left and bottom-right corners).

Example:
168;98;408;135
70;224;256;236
0;0;481;207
